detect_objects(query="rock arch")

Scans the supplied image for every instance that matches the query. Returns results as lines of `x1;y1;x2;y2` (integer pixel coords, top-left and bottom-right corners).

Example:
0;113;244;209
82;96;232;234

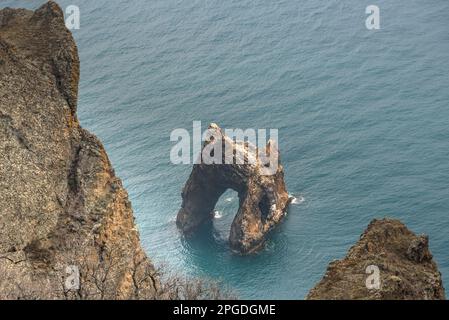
176;124;292;254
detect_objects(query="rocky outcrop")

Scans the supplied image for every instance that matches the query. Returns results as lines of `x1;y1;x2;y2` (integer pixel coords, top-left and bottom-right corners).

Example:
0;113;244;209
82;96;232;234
0;2;157;299
176;124;291;254
307;219;445;300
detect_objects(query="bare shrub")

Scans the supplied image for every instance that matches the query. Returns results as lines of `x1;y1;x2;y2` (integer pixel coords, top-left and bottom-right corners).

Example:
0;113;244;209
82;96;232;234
154;265;237;300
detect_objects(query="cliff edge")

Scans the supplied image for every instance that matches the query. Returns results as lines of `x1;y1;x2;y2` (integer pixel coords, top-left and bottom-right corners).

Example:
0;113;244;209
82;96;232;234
307;219;445;300
0;2;157;299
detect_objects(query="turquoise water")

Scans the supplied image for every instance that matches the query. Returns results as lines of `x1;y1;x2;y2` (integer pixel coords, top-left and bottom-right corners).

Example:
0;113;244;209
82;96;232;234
4;0;449;299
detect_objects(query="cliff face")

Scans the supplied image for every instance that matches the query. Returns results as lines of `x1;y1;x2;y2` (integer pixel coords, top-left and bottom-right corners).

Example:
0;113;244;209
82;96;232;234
0;2;157;299
307;219;445;300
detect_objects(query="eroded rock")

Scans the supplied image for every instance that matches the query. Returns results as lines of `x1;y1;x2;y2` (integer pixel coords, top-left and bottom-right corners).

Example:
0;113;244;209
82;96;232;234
0;2;156;299
176;124;292;254
307;219;445;300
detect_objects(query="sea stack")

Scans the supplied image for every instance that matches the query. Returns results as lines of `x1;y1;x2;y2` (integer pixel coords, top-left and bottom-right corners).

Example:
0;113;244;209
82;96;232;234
176;123;292;254
307;219;446;300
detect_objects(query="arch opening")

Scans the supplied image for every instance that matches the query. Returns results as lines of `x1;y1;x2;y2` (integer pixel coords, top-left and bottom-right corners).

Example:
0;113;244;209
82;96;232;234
212;189;240;240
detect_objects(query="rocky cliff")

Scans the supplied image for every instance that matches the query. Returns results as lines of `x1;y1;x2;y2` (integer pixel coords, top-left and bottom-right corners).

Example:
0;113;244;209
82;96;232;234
307;219;445;300
0;2;157;299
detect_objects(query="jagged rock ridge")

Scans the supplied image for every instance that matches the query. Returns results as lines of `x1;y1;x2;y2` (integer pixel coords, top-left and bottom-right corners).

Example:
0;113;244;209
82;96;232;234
0;2;157;299
307;219;446;300
176;123;292;254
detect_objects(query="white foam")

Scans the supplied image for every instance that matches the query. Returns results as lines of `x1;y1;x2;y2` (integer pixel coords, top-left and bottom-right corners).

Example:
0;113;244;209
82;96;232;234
213;210;223;219
290;195;305;205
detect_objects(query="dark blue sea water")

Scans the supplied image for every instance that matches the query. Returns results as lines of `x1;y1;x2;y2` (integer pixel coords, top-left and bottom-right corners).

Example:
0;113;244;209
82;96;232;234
4;0;449;299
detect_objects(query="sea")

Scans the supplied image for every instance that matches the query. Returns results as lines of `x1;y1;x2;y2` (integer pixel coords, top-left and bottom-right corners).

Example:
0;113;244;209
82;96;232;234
3;0;449;299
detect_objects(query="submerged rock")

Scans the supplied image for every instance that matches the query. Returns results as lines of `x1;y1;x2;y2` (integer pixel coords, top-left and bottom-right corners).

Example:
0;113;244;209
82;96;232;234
176;124;292;254
307;219;445;300
0;2;156;299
